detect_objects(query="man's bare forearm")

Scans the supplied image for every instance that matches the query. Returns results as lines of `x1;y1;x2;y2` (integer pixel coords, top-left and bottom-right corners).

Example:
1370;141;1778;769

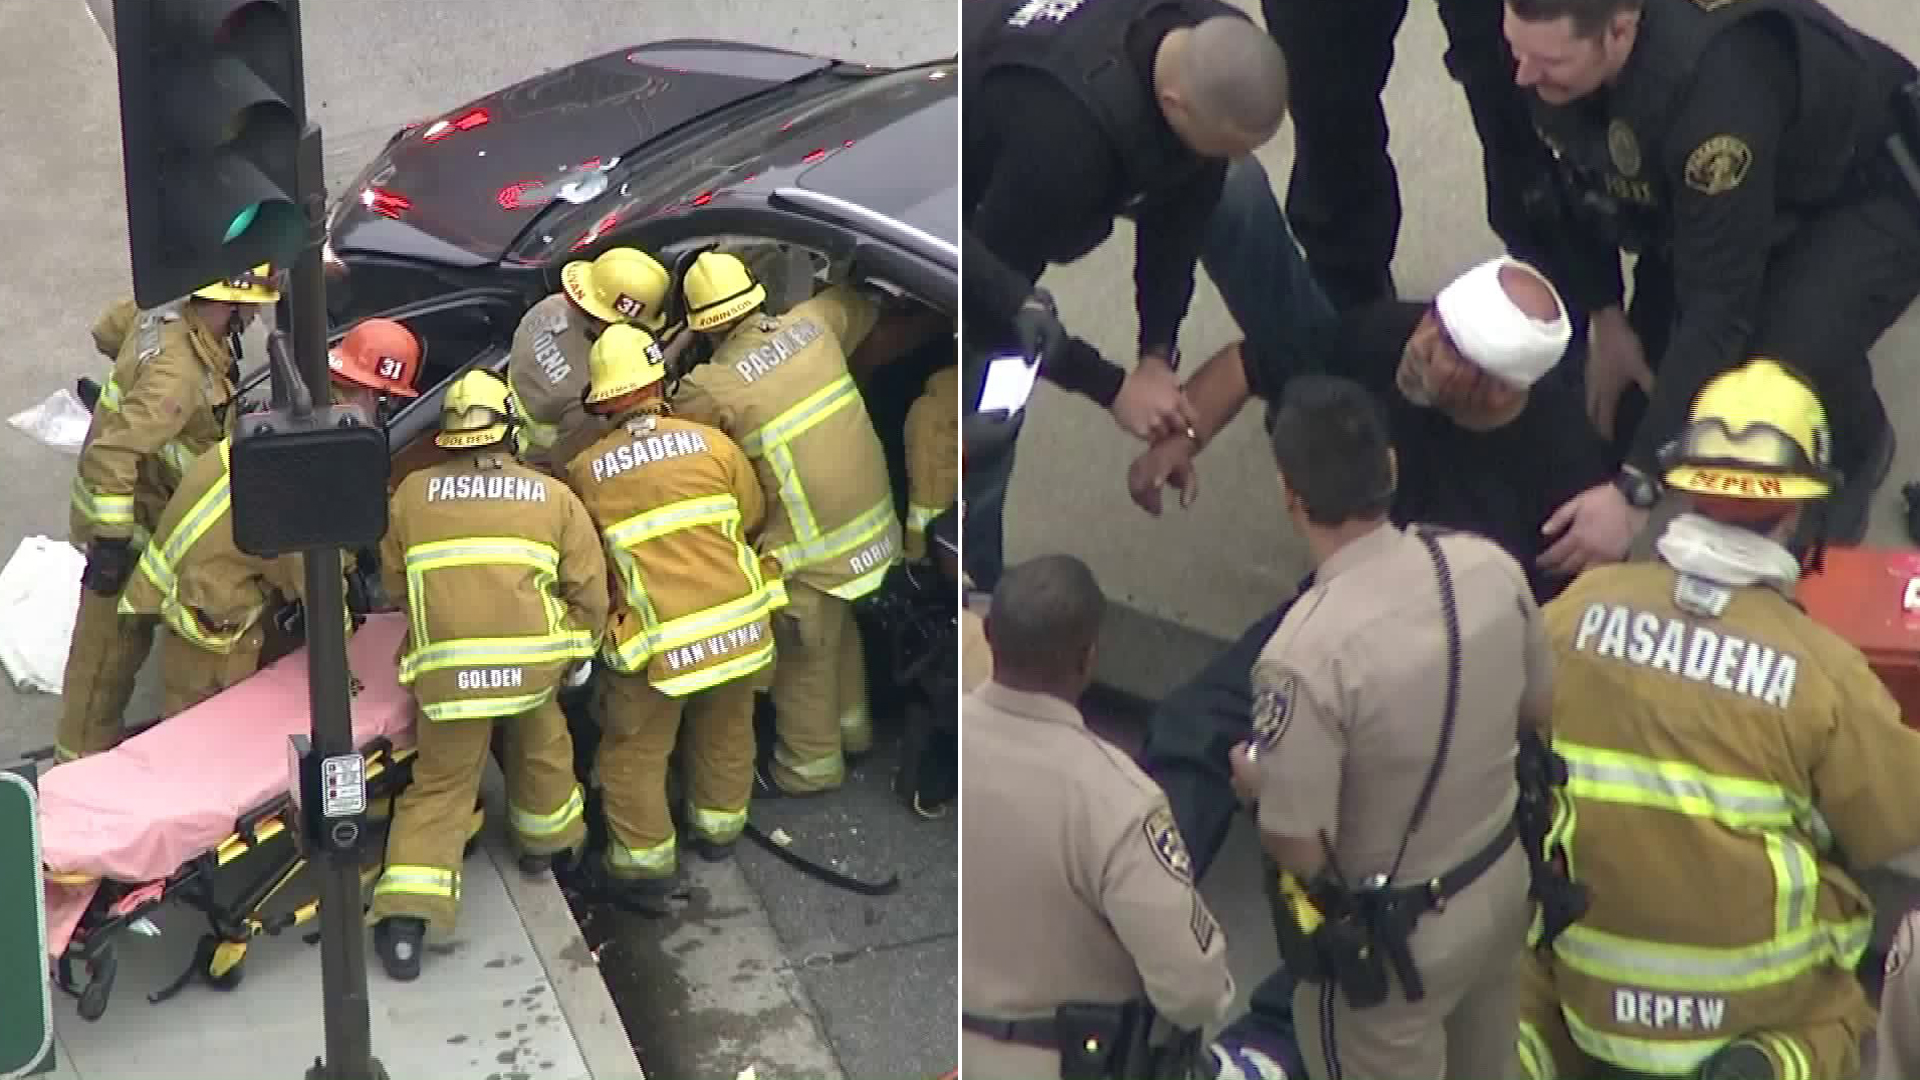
1182;340;1256;449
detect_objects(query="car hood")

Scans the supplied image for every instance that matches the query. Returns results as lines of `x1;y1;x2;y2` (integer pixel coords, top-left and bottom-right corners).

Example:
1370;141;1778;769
326;40;835;267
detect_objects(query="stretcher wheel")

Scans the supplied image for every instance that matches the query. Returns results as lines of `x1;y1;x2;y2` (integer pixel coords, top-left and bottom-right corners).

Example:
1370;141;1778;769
203;938;248;991
76;950;118;1022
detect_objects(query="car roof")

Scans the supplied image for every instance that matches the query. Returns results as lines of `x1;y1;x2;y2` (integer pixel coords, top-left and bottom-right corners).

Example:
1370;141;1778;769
787;73;956;248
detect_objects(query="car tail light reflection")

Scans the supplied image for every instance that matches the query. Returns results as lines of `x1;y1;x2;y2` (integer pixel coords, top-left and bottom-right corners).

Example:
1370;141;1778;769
423;108;491;143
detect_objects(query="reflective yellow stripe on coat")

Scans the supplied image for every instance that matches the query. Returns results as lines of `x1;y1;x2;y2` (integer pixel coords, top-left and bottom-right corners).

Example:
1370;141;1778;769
738;372;897;600
1553;741;1872;1074
117;441;260;651
399;536;598;721
599;493;786;693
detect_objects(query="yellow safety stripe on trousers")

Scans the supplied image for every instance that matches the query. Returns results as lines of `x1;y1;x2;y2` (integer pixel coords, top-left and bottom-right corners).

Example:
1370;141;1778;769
1556;743;1870;991
509;783;585;845
118;442;263;651
649;636;778;696
1563;1003;1729;1076
690;804;747;844
1750;1032;1812;1080
607;832;676;875
96;374;200;481
372;863;459;904
599;494;787;675
1516;1020;1554;1080
776;744;844;783
420;685;558;723
906;501;941;539
841;703;871;737
398;537;597;682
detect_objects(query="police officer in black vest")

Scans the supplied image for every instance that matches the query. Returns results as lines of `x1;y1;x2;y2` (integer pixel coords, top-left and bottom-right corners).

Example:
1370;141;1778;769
963;0;1291;589
1262;0;1563;313
1504;0;1920;564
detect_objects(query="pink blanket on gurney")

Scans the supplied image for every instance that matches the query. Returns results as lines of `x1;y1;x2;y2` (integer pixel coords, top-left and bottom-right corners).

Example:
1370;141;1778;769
40;613;416;956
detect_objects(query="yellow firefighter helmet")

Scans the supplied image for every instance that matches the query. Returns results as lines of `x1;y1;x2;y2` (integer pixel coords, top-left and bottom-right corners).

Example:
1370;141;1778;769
436;369;517;450
682;251;766;332
559;247;670;331
1661;357;1836;501
192;264;281;304
584;324;668;407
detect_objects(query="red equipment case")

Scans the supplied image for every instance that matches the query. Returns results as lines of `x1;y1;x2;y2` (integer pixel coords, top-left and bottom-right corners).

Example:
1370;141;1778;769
1796;546;1920;730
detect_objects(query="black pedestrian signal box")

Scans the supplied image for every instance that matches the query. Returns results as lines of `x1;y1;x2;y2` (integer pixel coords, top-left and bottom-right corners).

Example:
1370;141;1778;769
112;0;310;308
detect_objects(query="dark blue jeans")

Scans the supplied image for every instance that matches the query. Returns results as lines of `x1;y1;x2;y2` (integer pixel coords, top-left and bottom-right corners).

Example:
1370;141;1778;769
1138;586;1312;1040
961;155;1335;592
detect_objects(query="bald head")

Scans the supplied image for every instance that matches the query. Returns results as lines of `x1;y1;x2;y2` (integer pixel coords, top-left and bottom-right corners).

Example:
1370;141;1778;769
1497;262;1565;323
1162;17;1290;149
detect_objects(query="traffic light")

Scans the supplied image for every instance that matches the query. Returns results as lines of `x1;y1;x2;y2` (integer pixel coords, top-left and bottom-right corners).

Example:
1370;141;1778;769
113;0;310;309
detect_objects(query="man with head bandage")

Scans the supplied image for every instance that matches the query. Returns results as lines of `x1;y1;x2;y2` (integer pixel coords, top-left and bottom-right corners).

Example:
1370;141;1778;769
1129;256;1614;1051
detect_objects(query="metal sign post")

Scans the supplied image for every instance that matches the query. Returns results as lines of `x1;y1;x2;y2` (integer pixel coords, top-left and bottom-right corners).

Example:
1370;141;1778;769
0;764;54;1079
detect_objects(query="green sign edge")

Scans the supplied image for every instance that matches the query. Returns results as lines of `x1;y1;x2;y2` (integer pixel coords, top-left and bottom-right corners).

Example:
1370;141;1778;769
0;771;51;1080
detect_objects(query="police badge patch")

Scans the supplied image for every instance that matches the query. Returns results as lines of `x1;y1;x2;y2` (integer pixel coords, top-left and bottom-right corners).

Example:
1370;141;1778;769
1607;119;1641;178
1143;805;1194;883
1683;135;1753;195
1251;672;1298;752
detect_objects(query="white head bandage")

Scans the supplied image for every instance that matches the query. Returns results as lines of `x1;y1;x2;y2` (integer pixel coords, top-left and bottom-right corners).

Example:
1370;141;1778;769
1433;256;1571;390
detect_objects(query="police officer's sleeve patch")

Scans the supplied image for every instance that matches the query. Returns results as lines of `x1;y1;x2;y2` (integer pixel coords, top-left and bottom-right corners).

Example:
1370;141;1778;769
1143;805;1193;884
1683;135;1753;196
1251;672;1299;752
1889;910;1916;978
1190;892;1218;952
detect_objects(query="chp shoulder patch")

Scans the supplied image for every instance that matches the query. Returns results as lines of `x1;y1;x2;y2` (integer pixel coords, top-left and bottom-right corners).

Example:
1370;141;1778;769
1251;671;1299;752
1889;910;1916;978
1143;804;1193;883
1683;134;1753;195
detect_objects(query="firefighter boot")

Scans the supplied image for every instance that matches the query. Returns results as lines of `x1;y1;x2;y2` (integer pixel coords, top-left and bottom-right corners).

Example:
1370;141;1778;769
374;917;426;982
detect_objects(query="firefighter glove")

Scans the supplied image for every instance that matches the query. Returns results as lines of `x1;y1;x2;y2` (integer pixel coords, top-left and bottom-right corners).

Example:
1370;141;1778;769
80;537;134;597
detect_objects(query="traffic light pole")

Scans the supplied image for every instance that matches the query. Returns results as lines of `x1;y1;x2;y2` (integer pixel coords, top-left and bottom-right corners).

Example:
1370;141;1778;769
284;125;387;1080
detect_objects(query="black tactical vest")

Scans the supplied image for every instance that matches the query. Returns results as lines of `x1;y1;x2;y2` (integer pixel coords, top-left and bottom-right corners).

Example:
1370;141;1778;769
1533;0;1914;252
967;0;1235;215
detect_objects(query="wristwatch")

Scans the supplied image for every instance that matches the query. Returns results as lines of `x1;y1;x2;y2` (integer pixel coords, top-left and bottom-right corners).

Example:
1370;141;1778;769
1613;464;1662;510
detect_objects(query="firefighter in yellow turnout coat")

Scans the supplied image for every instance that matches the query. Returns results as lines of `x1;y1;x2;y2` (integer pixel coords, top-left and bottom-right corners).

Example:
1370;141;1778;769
1518;359;1920;1080
509;246;683;473
58;268;280;761
564;325;787;903
672;253;902;795
118;319;424;716
370;370;608;981
902;365;959;561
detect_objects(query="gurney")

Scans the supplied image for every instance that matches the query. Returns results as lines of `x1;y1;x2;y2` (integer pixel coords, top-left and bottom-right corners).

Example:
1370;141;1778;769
31;612;479;1021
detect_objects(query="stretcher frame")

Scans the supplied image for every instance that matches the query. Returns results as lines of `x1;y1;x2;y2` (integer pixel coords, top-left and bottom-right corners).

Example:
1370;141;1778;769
36;730;483;1023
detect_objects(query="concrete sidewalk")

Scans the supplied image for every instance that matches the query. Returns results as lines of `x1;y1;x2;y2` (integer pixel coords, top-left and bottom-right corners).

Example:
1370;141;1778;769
33;781;641;1080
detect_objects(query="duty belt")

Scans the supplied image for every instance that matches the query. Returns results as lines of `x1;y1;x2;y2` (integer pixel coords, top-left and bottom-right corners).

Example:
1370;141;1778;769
1371;821;1515;914
961;1013;1057;1050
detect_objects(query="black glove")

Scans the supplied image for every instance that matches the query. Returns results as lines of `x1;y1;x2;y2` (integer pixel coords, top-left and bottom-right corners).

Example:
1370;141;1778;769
1011;287;1067;367
80;537;134;597
277;599;308;640
345;566;375;617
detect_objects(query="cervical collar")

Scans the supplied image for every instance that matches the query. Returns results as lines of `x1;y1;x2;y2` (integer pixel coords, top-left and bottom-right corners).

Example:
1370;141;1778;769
1656;512;1802;593
1433;256;1572;390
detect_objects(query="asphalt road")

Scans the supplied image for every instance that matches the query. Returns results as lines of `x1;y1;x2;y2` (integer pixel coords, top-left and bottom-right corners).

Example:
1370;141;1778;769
1008;0;1920;644
0;1;953;1075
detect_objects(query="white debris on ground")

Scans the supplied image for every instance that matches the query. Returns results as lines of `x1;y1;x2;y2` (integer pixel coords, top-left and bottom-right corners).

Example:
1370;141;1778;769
8;388;90;454
0;535;82;693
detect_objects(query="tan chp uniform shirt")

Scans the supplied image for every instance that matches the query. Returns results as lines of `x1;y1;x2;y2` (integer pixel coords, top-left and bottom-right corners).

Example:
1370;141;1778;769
963;680;1234;1079
1253;522;1544;1080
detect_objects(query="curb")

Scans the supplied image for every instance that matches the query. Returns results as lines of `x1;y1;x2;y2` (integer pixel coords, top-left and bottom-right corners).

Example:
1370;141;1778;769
487;830;647;1080
1092;599;1234;711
